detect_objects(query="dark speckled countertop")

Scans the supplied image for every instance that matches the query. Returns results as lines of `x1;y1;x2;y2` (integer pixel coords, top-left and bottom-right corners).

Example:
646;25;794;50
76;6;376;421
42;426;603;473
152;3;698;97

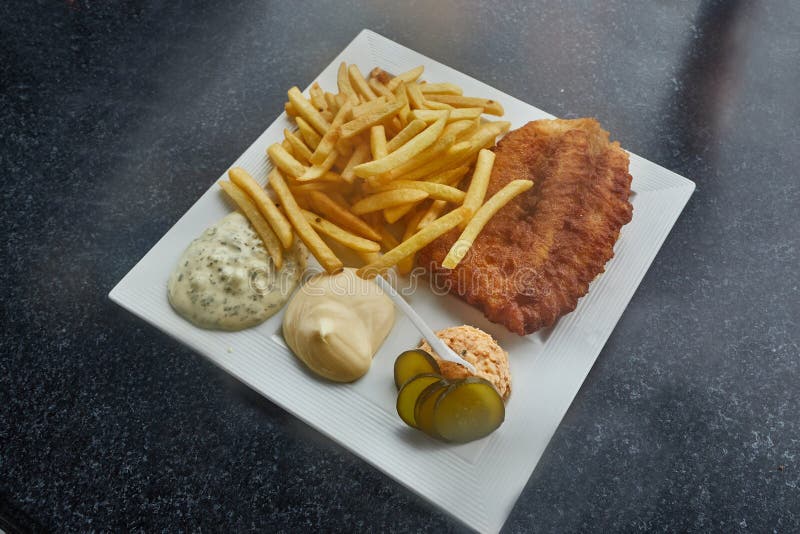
1;1;798;532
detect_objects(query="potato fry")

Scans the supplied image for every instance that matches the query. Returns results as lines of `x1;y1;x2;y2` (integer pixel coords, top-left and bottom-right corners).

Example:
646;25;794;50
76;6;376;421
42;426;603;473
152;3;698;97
268;143;306;178
425;94;504;116
421;99;454;111
295;117;321;149
311;101;352;165
319;110;334;122
284;101;297;117
339;100;403;139
405;82;427;109
377;135;465;184
298;149;338;181
337;62;360;105
308;191;381;241
351;189;429;214
411;107;483;123
287;87;331;135
302;210;380;253
386;65;424;91
417;199;447;229
393;81;411;124
383;201;419;224
309;82;327;112
268;169;343;274
357;207;467;278
398;208;427;275
352;96;387;117
442;180;533;268
369;67;393;85
424;165;470;186
385;119;426;153
353;113;449;178
324;92;340;113
218;180;283;269
228;167;294;248
377;180;466;203
348;64;378;101
290;181;341;194
370;125;387;160
368;77;394;99
283;129;313;164
341;143;371;183
418;82;463;95
461;148;496;224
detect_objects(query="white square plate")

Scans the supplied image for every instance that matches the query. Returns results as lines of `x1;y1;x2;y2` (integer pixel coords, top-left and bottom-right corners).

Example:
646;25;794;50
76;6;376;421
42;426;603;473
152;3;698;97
110;29;695;533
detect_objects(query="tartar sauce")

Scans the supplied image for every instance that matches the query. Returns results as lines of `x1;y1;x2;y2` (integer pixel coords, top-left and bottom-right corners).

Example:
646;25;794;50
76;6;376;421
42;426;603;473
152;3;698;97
168;211;305;330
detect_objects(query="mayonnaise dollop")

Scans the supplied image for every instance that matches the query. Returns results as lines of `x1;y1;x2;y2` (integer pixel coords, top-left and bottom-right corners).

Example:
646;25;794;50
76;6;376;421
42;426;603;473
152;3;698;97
282;268;395;382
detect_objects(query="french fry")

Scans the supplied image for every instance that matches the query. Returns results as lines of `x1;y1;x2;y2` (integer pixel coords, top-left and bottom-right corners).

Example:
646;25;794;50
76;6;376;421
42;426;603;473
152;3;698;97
353;113;449;178
337;62;360;105
368;77;394;99
385;119;426;153
411;107;483;123
218;180;283;269
348;64;378;101
319;110;334;122
393;81;411;124
377;135;465;184
340;100;403;139
228;167;294;249
417;199;447;229
311;101;352;165
324;92;340;113
290;181;341;194
386;65;424;91
383;201;419;224
369;67;393;85
442;180;533;268
298;149;338;182
405;82;427;109
351;189;429;214
267;143;306;178
425;94;504;116
287;87;331;135
421;99;454;111
295;117;321;149
377;180;466;204
418;82;463;95
302;210;381;253
341;143;371;183
461;149;496;223
308;191;381;241
268;169;343;274
309;82;327;112
370;125;387;160
284;129;313;164
352;96;387;118
357;207;467;278
398;208;427;275
285;102;297;117
424;165;470;186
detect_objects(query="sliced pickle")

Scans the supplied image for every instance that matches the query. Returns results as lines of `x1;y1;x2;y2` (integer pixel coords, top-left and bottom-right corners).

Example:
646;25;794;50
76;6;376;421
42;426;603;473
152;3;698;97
394;349;441;389
414;380;452;438
396;374;442;428
433;377;505;443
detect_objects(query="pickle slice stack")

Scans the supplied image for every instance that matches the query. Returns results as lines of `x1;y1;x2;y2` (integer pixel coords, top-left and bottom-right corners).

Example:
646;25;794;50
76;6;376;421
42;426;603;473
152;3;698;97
393;350;505;443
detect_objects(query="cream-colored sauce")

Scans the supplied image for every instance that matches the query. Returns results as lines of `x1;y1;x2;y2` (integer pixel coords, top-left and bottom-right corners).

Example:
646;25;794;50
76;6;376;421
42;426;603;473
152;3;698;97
168;211;305;330
282;268;395;382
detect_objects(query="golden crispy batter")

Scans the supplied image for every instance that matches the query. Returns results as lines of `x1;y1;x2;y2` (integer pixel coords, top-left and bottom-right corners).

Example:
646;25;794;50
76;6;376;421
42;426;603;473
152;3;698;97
418;119;633;335
419;325;511;401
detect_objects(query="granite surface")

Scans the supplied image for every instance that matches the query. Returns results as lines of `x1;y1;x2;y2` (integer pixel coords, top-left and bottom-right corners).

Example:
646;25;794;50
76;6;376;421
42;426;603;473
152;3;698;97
1;0;799;532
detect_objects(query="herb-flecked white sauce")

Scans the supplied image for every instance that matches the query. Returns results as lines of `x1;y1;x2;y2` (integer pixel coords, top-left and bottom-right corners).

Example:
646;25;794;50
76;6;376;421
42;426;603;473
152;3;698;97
168;212;305;330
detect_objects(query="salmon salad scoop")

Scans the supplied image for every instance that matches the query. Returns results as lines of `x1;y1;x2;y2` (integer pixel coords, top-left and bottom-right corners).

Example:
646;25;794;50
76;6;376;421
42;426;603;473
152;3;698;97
418;118;633;335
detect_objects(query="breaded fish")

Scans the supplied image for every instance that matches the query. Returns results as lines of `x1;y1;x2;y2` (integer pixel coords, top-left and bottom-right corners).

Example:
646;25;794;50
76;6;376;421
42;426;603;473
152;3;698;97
418;118;633;335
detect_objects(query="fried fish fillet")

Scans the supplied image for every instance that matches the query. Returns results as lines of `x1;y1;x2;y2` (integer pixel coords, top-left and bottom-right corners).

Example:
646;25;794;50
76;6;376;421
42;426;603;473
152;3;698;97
418;118;633;335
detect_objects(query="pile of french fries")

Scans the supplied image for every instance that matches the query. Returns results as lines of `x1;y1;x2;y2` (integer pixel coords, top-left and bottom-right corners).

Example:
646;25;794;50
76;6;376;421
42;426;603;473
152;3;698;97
218;63;533;278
